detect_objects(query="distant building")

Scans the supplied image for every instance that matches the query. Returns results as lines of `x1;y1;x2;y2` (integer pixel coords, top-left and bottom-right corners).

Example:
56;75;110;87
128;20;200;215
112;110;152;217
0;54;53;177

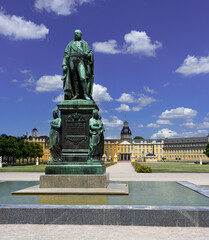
32;127;38;137
104;120;209;162
164;137;209;161
27;128;51;162
120;120;132;140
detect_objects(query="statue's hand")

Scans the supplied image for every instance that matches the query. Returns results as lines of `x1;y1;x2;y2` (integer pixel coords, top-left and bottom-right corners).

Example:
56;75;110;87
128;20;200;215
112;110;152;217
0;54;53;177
63;66;68;71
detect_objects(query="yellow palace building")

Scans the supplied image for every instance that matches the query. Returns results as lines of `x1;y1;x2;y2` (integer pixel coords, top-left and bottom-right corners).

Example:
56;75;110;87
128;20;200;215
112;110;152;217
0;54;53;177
28;122;209;163
27;128;51;162
104;120;209;162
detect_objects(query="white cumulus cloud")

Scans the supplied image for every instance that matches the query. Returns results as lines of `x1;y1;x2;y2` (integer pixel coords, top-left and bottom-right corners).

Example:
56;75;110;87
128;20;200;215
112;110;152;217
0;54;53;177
116;92;156;112
204;112;209;121
156;119;173;125
0;11;49;40
151;128;179;139
102;116;123;128
53;93;64;102
138;124;144;128
132;94;156;112
36;75;62;92
115;104;131;112
116;93;135;103
92;30;162;57
147;123;160;128
35;0;93;16
176;55;209;76
144;86;156;94
124;30;162;56
93;83;113;104
181;121;196;128
197;121;209;129
159;107;197;120
52;83;112;103
93;40;120;54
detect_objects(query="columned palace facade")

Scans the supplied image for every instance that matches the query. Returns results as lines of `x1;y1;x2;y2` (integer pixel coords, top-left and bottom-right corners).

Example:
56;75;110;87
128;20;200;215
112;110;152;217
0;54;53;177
104;121;209;162
30;121;209;163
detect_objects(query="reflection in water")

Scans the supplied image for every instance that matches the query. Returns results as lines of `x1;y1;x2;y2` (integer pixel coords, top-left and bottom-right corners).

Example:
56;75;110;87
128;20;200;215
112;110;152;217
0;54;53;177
1;181;209;206
39;195;108;205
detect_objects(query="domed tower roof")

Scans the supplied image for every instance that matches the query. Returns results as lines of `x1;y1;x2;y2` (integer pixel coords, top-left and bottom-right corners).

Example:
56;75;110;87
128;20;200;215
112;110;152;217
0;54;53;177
120;120;132;139
32;127;38;137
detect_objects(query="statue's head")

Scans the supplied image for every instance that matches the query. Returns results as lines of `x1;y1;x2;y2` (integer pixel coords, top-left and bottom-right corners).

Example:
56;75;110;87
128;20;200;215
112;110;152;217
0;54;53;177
53;108;59;119
74;29;82;40
93;109;98;118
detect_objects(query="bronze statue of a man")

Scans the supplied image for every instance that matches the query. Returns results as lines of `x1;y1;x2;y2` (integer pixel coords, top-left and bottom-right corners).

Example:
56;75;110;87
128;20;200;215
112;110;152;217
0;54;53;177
62;30;94;100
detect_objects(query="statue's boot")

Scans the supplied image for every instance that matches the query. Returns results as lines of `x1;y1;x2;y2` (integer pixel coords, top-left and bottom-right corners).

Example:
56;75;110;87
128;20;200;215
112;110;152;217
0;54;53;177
82;80;90;100
84;95;90;100
72;94;79;100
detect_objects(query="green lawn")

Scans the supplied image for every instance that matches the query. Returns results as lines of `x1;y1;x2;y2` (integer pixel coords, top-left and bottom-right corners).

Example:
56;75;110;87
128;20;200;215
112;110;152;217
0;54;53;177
0;164;47;172
144;162;209;172
1;162;209;172
0;162;116;172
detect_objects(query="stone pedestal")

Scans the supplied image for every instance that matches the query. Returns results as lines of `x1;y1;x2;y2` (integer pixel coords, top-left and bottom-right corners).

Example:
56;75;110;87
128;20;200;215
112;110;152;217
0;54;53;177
40;173;109;188
45;99;105;175
45;161;105;175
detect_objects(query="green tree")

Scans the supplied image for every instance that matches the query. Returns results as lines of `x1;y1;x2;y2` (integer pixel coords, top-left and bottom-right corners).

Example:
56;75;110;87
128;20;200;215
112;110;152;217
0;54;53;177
0;136;19;163
0;136;7;157
134;136;144;139
29;142;44;159
204;143;209;158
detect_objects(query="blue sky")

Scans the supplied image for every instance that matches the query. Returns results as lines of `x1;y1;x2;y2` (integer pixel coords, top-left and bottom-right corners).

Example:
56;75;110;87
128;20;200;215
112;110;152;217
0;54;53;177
0;0;209;139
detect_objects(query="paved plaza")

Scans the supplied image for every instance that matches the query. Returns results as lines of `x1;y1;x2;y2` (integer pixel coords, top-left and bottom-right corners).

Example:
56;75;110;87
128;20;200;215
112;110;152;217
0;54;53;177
1;162;209;186
0;162;209;239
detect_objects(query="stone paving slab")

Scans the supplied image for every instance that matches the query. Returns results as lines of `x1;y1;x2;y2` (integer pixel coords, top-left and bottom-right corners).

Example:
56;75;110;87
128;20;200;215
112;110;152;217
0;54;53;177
178;181;209;198
1;163;209;186
106;163;209;186
0;225;209;240
12;183;128;195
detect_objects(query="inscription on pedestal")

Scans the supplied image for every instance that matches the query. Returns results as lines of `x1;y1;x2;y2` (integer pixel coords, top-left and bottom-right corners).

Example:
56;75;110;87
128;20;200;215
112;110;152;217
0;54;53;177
67;122;86;135
65;135;87;145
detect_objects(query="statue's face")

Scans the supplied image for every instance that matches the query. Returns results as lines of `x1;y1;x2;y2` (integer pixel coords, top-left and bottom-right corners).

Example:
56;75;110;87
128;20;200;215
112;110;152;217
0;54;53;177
93;110;98;118
74;30;82;40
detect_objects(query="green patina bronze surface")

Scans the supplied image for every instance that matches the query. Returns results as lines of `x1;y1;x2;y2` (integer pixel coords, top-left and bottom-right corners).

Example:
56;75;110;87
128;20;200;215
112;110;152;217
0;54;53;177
88;109;105;161
62;29;94;101
49;109;62;162
46;30;105;175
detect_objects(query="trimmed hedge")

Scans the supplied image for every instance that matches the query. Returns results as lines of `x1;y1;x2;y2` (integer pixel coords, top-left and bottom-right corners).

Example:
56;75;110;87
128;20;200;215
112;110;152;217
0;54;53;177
105;162;117;167
132;162;152;173
2;162;36;167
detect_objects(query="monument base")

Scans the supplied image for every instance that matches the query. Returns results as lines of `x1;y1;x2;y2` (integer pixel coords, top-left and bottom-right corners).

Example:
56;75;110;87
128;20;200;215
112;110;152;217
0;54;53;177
40;173;109;188
45;161;105;175
12;182;129;195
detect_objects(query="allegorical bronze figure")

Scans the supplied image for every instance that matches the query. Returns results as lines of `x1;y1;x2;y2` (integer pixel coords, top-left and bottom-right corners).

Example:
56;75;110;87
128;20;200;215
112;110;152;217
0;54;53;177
88;109;105;160
49;108;62;162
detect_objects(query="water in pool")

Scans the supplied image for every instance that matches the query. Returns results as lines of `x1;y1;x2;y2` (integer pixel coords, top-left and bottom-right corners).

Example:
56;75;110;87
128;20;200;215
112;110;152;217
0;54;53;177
0;181;209;206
